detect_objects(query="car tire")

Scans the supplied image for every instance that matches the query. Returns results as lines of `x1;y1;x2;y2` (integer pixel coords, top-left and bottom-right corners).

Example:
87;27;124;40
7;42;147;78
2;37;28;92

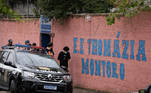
69;89;73;93
10;80;19;93
68;90;73;93
66;88;73;93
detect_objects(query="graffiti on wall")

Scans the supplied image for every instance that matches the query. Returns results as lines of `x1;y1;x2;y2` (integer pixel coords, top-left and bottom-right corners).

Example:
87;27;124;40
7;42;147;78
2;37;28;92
73;33;147;80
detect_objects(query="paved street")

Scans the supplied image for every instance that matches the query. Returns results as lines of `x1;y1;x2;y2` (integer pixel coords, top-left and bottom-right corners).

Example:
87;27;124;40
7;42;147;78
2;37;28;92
0;87;109;93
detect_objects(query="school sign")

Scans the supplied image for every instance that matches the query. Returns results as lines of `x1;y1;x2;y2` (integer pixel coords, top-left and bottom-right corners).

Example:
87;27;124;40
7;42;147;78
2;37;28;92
52;12;151;93
73;37;146;80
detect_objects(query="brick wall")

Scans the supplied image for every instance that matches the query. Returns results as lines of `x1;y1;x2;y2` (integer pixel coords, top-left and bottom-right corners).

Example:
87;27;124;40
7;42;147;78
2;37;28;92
0;19;40;47
52;11;151;93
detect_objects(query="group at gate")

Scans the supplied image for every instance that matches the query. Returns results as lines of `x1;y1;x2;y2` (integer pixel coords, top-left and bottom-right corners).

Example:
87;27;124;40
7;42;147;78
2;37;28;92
1;39;71;72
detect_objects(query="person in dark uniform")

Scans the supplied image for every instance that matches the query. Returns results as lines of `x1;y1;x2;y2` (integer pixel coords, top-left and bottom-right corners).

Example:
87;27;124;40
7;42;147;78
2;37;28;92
25;40;31;46
31;42;37;51
46;42;54;56
58;46;71;71
25;40;31;50
7;39;13;46
2;39;14;49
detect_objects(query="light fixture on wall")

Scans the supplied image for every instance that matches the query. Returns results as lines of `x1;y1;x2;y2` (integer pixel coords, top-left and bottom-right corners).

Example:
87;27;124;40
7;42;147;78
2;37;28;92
85;15;91;22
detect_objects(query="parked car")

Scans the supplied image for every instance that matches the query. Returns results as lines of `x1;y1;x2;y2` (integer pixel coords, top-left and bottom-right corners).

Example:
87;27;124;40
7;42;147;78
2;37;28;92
0;48;72;93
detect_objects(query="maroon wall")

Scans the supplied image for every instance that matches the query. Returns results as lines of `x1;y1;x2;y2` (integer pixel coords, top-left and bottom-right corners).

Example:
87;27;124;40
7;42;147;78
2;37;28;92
52;11;151;93
0;19;40;46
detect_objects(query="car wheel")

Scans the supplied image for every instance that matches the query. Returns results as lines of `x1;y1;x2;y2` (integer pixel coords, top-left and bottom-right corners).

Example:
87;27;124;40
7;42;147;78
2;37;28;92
69;89;73;93
66;88;73;93
10;80;19;93
68;90;73;93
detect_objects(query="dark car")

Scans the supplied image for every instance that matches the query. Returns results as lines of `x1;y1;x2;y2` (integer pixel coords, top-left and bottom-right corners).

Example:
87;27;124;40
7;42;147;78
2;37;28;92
0;48;72;93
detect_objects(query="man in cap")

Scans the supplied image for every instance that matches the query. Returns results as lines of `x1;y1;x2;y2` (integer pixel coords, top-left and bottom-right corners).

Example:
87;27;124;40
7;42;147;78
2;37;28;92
46;42;54;56
24;40;31;50
1;39;14;49
8;39;13;46
25;40;31;46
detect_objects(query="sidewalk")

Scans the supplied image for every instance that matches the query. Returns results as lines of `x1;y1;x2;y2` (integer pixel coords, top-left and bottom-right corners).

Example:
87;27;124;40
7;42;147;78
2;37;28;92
73;87;110;93
0;87;110;93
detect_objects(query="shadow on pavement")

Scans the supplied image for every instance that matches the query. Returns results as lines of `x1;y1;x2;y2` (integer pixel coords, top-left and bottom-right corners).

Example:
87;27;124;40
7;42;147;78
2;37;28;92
73;87;110;93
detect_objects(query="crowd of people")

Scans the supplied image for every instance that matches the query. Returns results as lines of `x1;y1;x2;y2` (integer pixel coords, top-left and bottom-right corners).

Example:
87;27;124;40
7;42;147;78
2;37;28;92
2;39;71;72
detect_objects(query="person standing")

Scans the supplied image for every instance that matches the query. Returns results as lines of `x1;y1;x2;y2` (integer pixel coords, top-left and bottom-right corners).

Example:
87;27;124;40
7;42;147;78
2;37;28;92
31;42;37;51
58;46;71;71
24;40;31;50
46;42;54;56
2;39;14;49
7;39;13;46
25;40;31;46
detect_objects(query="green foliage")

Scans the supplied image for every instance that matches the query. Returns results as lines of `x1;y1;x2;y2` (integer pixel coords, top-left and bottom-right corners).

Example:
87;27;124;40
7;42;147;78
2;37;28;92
106;0;151;25
38;0;151;25
79;0;111;13
106;14;115;25
38;0;112;21
0;0;20;19
0;0;13;16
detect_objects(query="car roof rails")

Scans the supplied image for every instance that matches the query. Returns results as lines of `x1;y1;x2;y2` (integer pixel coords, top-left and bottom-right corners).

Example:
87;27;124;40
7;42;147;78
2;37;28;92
1;44;31;50
15;44;45;49
2;44;46;54
15;44;46;52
